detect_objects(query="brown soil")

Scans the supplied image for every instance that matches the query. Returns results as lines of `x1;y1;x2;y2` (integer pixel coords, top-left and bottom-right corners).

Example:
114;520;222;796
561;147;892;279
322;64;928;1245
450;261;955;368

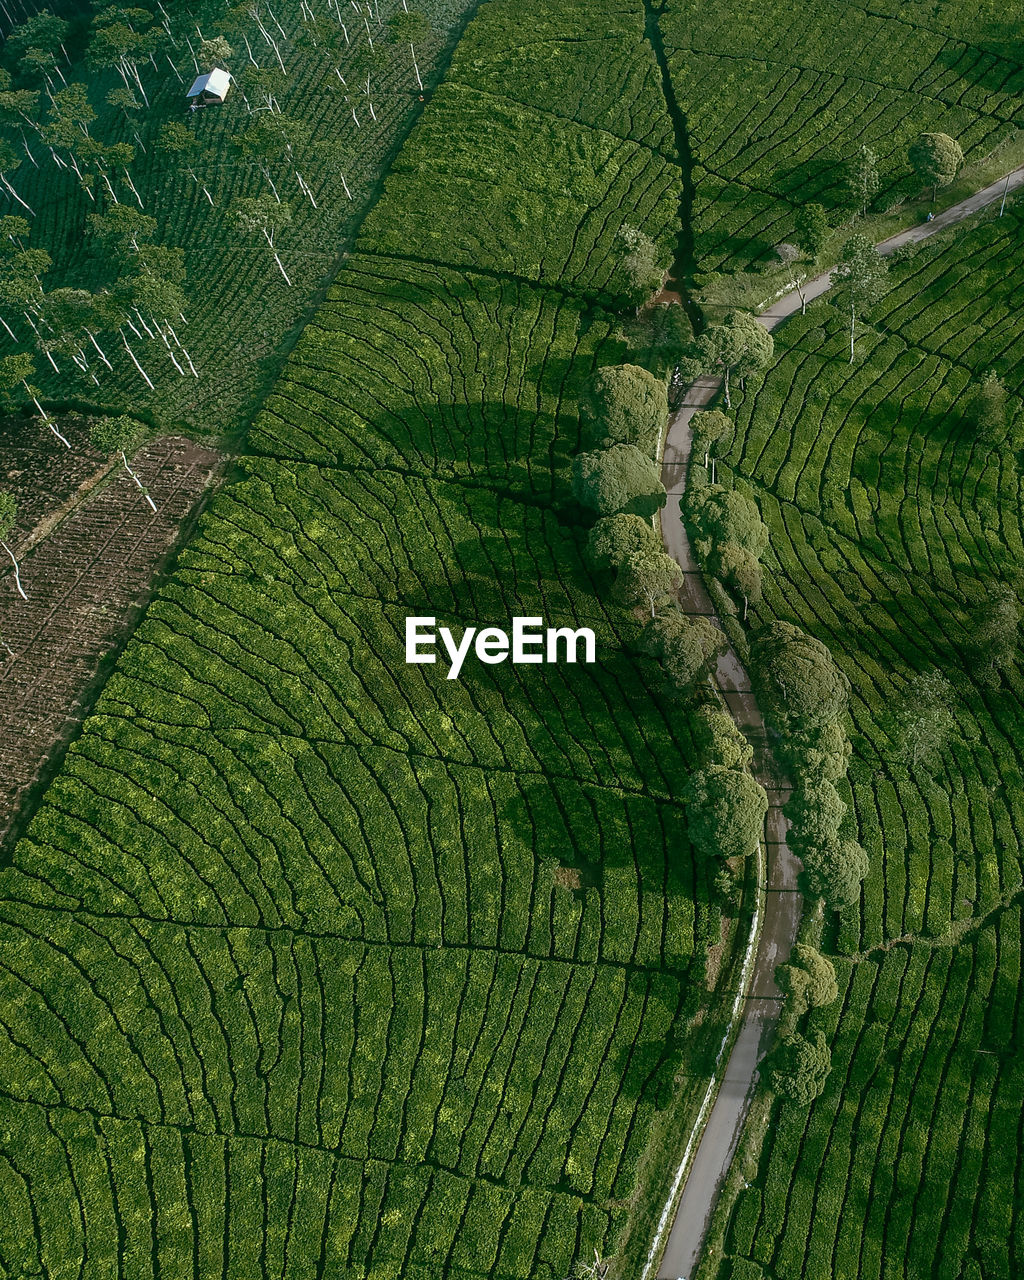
0;426;223;849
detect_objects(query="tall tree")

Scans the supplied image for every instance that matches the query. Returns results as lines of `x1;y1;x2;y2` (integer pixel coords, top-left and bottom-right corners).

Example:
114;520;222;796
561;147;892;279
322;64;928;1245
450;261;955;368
776;242;807;314
617;548;683;617
90;415;156;511
231;193;293;284
833;234;888;363
0;490;27;599
776;944;838;1016
615;224;668;311
695;312;773;407
581;363;668;459
751;620;850;736
690;408;731;471
770;1030;831;1104
974;582;1019;686
794;201;830;260
684;765;768;862
908;131;963;202
967;370;1010;443
572;443;665;518
640;609;726;696
844;144;880;218
894;668;955;770
584;511;660;571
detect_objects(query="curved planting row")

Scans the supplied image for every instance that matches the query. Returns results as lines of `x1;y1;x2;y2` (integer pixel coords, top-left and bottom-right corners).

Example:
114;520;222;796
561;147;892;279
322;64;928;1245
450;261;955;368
660;0;1024;271
703;213;1024;1279
0;3;708;1278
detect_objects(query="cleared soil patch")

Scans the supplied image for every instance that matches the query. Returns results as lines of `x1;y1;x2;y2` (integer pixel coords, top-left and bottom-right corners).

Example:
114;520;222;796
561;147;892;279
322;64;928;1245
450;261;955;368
0;430;222;847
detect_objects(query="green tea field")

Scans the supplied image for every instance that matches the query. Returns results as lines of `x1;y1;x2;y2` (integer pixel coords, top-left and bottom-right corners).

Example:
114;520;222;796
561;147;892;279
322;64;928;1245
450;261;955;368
0;2;716;1277
703;210;1024;1280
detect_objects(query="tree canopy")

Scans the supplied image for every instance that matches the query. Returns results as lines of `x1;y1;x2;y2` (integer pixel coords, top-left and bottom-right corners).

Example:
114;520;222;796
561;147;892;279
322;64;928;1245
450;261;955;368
695;311;773;407
585;512;660;571
617;549;683;616
909;132;963;199
770;1030;831;1104
833;234;888;362
968;371;1010;443
572;443;665;518
684;765;768;862
751;620;850;736
641;609;726;696
693;705;753;770
581;363;668;459
794;202;830;259
800;837;869;910
776;944;838;1016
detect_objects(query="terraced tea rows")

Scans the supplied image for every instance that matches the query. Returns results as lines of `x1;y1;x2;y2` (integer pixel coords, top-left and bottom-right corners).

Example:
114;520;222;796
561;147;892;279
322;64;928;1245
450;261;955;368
0;2;709;1277
660;0;1024;271
703;211;1024;1279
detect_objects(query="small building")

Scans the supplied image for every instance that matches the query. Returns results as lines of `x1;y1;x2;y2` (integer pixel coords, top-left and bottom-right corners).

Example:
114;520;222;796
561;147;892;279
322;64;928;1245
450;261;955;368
186;68;231;106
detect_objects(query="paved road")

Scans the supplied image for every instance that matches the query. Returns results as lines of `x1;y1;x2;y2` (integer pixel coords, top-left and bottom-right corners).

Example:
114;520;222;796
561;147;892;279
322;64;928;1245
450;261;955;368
650;164;1024;1280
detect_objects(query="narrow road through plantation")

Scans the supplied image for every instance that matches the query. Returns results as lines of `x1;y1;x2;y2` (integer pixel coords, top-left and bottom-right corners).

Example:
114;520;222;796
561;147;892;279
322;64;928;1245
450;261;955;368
649;162;1024;1280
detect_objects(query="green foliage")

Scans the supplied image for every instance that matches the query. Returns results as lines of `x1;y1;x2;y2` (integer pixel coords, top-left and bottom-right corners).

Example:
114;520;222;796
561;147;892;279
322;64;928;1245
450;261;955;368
695;311;773;406
908;131;963;195
751;620;850;737
641;609;726;697
0;488;16;540
684;766;768;862
581;362;668;458
616;548;684;616
968;370;1009;442
800;837;869;910
776;943;838;1016
974;582;1019;685
90;413;146;457
793;202;829;259
693;705;753;770
585;512;660;570
690;408;731;465
844;143;880;217
893;668;956;771
572;443;666;517
617;223;669;308
770;1029;831;1104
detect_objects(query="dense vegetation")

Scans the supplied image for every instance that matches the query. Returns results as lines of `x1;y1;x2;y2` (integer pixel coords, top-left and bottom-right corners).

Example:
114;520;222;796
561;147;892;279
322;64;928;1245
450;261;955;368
0;3;725;1278
0;0;479;437
702;210;1024;1280
660;0;1024;272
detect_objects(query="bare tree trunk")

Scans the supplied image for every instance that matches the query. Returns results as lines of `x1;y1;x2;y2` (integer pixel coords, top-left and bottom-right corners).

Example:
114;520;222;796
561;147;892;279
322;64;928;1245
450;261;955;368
273;252;292;284
121;450;157;511
849;299;855;363
121;330;154;388
1;540;26;599
723;367;731;408
88;333;113;369
409;42;422;90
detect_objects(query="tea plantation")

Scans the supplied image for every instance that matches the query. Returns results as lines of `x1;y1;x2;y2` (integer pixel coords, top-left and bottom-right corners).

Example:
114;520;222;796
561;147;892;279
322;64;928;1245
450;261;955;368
660;0;1024;271
0;2;713;1278
703;213;1024;1279
2;0;480;437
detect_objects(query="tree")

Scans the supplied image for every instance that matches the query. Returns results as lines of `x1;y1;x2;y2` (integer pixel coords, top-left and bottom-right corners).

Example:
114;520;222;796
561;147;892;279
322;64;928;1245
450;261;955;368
711;541;762;618
844;144;880;218
794;202;830;260
908;132;963;202
785;778;846;853
695;312;773;407
572;443;665;518
776;242;807;314
0;490;26;599
90;415;156;512
770;1030;831;1105
776;944;838;1016
581;363;668;459
617;548;683;617
585;512;660;571
616;224;668;310
5;11;69;90
690;408;731;470
751;620;850;736
388;9;430;90
231;194;293;284
800;836;869;910
967;370;1009;443
87;204;157;261
693;705;753;770
833;234;888;363
687;485;768;557
87;8;156;106
198;36;232;69
684;766;768;862
641;609;726;695
974;582;1019;686
894;668;955;770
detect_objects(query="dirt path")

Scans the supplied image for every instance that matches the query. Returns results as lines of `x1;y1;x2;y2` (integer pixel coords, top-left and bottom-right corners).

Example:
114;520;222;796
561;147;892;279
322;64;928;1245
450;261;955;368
649;165;1024;1280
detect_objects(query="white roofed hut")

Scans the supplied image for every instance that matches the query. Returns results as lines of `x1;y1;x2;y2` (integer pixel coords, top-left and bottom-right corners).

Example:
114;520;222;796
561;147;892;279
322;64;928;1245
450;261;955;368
186;68;231;107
